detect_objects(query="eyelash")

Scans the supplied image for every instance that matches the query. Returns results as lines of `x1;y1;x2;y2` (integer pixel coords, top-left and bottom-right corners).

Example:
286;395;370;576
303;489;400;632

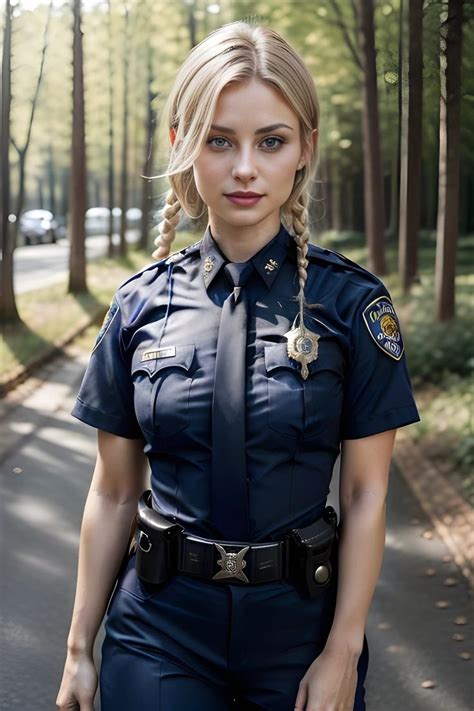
206;136;286;151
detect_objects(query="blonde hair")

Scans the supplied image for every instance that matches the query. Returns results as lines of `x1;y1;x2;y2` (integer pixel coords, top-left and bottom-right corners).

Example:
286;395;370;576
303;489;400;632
149;19;320;315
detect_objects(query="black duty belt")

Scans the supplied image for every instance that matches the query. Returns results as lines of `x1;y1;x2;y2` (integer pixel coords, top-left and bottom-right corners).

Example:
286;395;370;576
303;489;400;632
134;489;339;599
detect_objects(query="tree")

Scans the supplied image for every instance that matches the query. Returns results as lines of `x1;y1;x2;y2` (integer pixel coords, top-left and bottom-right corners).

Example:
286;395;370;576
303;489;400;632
68;0;87;293
435;0;464;321
107;0;116;258
119;5;130;258
0;0;19;324
327;0;386;273
398;0;424;292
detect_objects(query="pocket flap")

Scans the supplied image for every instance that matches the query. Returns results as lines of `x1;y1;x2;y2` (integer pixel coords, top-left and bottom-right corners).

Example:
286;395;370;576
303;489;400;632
264;343;299;374
132;344;196;377
264;341;341;376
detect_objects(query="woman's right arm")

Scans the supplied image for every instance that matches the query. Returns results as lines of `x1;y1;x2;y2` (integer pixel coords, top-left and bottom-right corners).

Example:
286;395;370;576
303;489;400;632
56;429;149;710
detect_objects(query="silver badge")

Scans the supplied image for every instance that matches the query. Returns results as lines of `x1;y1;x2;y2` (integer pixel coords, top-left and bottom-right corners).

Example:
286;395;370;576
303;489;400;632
212;543;250;582
284;312;320;380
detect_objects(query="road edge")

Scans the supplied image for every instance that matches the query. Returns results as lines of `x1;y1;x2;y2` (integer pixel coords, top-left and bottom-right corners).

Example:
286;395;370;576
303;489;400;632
0;306;105;399
393;429;474;591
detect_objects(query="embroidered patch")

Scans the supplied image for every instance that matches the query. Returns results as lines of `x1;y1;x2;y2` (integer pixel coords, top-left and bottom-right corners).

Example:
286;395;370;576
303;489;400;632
362;295;404;360
92;296;119;352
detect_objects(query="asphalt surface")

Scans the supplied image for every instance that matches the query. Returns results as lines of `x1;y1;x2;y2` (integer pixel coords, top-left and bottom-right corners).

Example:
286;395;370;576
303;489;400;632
13;231;140;294
0;346;472;710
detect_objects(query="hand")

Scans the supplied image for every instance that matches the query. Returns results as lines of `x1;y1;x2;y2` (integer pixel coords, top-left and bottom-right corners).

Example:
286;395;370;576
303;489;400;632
294;644;360;711
56;650;98;710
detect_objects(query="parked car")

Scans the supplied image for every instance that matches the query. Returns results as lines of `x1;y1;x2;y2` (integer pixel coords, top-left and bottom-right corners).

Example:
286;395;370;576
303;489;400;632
19;209;57;245
85;206;142;236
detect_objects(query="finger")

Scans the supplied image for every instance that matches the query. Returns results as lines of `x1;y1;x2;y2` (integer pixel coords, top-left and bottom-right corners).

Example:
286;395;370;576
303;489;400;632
294;680;308;710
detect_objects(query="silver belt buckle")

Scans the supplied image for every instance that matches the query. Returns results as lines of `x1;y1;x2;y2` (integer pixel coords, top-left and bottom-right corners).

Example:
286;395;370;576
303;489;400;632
212;542;250;583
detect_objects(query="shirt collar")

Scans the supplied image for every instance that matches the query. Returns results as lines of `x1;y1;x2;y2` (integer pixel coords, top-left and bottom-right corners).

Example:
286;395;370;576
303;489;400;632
200;222;294;290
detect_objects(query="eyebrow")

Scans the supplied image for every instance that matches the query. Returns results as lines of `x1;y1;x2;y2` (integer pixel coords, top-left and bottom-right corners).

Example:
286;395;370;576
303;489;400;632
210;123;294;134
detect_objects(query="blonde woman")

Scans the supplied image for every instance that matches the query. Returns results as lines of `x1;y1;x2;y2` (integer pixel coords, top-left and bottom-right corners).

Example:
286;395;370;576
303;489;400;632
57;20;420;711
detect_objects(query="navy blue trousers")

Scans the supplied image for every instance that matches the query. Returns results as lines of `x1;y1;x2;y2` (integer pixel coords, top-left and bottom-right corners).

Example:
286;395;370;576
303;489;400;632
100;550;369;710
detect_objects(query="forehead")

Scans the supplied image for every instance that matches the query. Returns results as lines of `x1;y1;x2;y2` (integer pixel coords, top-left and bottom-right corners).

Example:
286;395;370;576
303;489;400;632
213;79;298;128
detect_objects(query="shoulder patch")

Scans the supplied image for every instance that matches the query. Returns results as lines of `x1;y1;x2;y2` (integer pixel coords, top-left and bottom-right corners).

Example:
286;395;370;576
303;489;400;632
92;295;119;352
362;295;404;360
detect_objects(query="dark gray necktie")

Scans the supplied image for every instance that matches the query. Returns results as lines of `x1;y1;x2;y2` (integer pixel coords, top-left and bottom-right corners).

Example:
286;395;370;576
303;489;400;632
211;260;254;541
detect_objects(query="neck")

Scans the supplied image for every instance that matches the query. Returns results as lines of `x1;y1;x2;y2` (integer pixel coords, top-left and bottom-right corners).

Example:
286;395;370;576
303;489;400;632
208;214;282;262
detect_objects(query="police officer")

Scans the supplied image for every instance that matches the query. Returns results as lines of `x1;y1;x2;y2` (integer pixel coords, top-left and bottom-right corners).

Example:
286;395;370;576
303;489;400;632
57;21;420;711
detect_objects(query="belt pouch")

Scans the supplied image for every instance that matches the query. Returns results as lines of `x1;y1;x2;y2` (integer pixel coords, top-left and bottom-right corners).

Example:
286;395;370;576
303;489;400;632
135;490;184;585
288;506;338;599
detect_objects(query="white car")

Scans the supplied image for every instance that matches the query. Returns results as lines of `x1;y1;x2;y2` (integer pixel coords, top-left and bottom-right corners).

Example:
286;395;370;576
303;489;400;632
19;209;57;245
85;207;142;236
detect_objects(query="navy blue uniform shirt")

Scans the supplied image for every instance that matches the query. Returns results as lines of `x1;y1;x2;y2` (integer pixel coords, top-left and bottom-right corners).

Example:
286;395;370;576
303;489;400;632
71;222;421;542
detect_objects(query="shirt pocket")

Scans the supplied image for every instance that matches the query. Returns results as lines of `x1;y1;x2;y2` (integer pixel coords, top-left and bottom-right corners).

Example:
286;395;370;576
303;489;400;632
264;341;344;441
131;344;196;438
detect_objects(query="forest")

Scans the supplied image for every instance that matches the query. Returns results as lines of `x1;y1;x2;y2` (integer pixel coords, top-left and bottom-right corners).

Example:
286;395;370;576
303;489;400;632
1;0;473;492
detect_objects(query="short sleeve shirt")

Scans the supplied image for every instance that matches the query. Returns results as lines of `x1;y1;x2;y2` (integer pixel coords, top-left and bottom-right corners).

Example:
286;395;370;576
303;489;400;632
71;222;421;542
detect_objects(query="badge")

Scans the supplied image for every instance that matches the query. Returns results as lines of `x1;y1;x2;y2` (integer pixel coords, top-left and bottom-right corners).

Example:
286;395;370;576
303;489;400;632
203;256;215;273
284;312;320;380
212;543;250;582
362;295;404;360
264;258;279;273
92;296;119;352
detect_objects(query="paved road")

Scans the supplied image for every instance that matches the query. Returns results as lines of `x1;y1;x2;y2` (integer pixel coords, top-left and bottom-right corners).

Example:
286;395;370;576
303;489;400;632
13;231;140;294
0;346;471;710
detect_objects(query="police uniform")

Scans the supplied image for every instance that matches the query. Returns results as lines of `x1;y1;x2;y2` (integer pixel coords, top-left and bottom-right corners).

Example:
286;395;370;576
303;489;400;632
71;221;420;710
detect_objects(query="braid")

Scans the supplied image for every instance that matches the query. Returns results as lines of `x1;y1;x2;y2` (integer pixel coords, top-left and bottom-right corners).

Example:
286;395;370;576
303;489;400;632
291;195;311;308
151;188;182;260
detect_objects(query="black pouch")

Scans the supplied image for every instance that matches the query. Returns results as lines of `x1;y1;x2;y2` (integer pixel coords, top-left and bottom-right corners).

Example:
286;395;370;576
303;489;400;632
135;490;184;585
287;506;338;598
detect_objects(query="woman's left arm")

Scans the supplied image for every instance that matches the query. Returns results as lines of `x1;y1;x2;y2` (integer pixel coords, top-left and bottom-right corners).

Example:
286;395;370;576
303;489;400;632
295;428;396;711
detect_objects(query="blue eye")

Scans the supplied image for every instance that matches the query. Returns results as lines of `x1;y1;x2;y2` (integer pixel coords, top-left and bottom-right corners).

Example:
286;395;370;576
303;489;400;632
207;137;230;148
206;136;285;151
261;136;285;150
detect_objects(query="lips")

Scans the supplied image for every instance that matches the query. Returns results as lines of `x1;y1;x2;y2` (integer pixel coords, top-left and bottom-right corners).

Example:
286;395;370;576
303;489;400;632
226;192;263;197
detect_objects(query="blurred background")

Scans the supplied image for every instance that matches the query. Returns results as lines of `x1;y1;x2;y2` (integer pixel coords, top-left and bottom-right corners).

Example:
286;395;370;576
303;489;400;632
1;1;473;709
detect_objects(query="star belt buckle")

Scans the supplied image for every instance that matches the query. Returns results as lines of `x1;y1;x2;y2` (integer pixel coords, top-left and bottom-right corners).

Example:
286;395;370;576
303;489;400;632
212;543;250;582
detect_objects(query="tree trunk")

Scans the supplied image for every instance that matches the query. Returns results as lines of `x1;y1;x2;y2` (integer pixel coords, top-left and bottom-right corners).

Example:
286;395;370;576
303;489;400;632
0;0;20;324
140;40;158;252
68;0;87;293
355;0;387;274
48;144;56;216
398;0;423;292
435;0;463;321
119;7;129;258
107;0;115;257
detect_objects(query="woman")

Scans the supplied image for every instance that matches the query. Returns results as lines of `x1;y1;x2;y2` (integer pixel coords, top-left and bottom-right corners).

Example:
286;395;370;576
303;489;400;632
56;20;420;711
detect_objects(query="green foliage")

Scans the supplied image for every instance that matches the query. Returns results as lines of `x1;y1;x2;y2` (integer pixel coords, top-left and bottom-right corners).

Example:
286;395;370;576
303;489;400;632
405;315;473;386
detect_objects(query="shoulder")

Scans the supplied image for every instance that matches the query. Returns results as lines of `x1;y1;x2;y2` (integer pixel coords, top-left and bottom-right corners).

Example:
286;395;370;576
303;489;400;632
112;239;202;310
306;243;404;357
306;242;391;304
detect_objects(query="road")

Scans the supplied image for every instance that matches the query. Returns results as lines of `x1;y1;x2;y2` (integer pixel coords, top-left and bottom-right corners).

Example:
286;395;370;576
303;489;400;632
13;231;140;294
0;344;472;710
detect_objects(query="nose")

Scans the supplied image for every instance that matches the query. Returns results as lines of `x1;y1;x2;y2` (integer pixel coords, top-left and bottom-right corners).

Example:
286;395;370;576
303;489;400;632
231;147;258;182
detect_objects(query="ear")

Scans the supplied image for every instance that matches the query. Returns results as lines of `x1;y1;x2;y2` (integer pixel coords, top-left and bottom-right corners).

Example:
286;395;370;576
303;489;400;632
170;127;177;146
297;128;319;170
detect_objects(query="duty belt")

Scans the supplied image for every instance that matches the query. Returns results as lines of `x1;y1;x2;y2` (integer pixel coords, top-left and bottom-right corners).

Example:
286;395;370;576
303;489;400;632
134;489;339;598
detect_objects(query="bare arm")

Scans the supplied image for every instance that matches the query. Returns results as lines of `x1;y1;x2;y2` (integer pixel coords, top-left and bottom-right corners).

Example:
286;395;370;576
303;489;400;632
294;429;396;710
325;428;396;655
66;429;149;656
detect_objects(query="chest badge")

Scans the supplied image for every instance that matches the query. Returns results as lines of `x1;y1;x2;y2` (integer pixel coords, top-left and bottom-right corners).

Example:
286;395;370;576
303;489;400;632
284;312;320;380
212;543;250;582
203;256;215;273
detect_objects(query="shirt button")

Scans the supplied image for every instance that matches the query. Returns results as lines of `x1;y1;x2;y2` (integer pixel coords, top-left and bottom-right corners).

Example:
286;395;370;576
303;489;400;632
246;476;250;483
